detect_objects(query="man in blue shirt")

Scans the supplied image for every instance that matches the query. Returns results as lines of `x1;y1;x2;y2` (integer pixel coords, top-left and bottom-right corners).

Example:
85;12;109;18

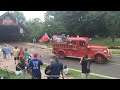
50;56;64;79
3;45;11;60
29;52;43;79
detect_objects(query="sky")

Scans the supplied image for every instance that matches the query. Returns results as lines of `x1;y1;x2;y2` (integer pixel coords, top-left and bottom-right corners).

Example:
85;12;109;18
0;11;47;21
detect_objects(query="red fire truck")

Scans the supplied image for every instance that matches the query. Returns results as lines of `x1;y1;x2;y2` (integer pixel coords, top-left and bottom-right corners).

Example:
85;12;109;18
52;37;111;63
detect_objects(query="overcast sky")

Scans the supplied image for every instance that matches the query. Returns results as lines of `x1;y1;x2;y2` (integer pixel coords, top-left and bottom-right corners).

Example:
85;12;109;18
0;11;47;21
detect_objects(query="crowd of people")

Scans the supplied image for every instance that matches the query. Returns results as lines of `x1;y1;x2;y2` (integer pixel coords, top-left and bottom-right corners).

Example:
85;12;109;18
0;44;91;79
0;44;70;79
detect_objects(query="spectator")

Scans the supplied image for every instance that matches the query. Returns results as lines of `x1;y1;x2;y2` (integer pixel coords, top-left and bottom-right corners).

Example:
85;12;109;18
61;34;67;42
18;47;25;64
3;45;11;60
45;58;54;79
24;48;29;62
63;65;69;75
0;46;2;60
29;52;43;79
80;54;91;79
33;38;36;44
28;54;32;63
15;60;26;75
13;47;19;64
50;56;64;79
2;45;6;59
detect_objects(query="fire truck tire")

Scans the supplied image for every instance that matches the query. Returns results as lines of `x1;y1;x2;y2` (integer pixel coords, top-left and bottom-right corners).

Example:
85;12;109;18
58;51;65;59
94;54;106;64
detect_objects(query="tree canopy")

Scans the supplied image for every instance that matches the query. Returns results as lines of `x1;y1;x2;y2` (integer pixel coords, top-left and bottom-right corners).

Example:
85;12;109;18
22;11;120;42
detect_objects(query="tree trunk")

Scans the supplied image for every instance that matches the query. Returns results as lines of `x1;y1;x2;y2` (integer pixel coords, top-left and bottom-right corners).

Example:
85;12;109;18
111;29;115;42
112;36;115;42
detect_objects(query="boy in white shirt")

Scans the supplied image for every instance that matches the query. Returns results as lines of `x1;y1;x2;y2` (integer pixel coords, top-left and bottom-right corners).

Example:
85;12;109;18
63;65;69;75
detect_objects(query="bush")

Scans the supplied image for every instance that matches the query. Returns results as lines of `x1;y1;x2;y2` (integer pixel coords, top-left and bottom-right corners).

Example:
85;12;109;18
108;46;120;49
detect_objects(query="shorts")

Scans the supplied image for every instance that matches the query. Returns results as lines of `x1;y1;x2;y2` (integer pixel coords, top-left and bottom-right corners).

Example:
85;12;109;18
14;57;19;60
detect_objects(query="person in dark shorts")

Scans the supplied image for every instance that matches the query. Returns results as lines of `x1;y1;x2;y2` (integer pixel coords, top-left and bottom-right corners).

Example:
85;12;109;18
29;52;43;79
80;54;91;79
15;60;26;75
13;47;20;64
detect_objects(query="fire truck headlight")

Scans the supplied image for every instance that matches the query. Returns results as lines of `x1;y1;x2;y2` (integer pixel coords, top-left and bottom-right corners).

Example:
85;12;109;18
103;50;107;53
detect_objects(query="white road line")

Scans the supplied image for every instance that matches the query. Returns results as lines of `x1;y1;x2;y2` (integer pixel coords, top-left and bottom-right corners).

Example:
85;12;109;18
109;63;120;66
44;63;118;79
69;68;118;79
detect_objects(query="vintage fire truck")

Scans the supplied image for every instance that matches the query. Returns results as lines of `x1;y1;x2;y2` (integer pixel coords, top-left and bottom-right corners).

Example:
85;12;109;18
52;37;111;63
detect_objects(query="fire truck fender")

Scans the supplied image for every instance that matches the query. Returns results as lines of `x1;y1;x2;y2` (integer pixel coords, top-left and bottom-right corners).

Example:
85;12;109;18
91;51;107;60
57;49;66;56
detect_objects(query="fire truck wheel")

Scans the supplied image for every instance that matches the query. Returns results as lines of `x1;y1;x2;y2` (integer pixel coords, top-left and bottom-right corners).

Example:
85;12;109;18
94;54;106;64
58;51;65;59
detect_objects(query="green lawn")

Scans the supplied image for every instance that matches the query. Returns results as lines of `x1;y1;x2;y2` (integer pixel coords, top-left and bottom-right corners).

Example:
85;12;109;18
90;38;120;46
66;70;107;79
112;51;120;54
42;64;108;79
0;69;30;79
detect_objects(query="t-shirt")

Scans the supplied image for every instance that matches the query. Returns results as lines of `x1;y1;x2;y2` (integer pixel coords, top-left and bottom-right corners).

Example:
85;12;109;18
63;68;68;75
24;51;29;59
19;51;25;59
50;61;63;76
81;59;91;73
29;58;43;77
4;47;11;55
13;48;19;57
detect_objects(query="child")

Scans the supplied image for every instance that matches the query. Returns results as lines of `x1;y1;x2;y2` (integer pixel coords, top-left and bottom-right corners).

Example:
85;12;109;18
63;65;69;75
15;60;23;75
28;54;32;63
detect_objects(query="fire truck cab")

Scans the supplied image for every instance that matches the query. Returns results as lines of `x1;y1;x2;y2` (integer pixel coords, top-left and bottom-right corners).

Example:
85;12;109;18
52;37;111;63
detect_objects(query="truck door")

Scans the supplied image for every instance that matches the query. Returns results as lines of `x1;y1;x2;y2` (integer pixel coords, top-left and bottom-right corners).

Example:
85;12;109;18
78;40;88;57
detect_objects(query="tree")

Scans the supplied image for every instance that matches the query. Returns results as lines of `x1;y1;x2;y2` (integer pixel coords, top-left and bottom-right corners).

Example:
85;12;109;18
25;18;44;41
104;11;120;42
11;11;26;22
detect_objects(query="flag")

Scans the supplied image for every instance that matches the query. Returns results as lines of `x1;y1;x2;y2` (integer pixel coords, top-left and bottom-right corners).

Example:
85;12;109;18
38;33;50;43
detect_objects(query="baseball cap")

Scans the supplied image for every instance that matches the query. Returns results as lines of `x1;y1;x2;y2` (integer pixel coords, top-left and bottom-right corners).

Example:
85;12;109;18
34;52;38;58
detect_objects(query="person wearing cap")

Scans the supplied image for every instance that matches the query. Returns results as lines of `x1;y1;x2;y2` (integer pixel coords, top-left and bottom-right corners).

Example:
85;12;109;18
50;56;64;79
28;52;43;79
80;54;91;79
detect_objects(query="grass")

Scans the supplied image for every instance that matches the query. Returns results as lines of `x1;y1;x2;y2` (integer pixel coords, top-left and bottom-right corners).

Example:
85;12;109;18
112;51;120;54
0;69;30;79
66;69;107;79
42;64;108;79
90;38;120;46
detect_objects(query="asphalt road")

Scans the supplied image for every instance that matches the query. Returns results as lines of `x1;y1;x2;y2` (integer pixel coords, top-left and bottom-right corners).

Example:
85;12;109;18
5;42;120;78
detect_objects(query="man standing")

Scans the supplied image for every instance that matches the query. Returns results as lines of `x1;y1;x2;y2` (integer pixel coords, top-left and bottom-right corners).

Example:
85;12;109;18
45;59;54;79
3;45;11;60
29;52;43;79
0;46;2;60
2;45;7;59
80;54;91;79
50;56;64;79
13;47;19;64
